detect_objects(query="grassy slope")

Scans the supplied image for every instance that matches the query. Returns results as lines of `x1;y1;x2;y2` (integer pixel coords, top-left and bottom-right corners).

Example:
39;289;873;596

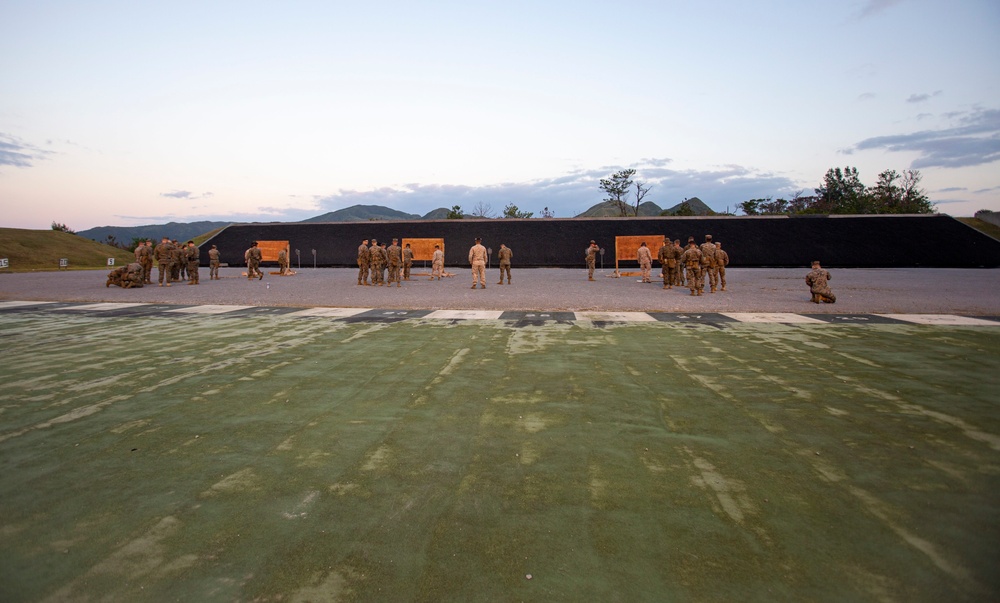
0;228;137;271
956;217;1000;241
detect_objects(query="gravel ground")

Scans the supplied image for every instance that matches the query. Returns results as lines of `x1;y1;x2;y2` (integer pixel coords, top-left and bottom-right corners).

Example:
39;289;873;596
1;266;999;315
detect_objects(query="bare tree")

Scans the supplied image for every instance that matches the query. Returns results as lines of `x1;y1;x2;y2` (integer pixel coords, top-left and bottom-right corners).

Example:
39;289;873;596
471;201;495;218
633;180;652;215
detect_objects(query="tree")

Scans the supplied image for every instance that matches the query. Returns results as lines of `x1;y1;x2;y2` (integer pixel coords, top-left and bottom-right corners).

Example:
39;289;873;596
502;203;534;219
51;221;75;233
674;201;695;216
738;199;762;216
869;169;934;214
599;169;636;216
814;166;868;214
446;205;464;219
633;180;652;215
540;207;554;218
471;201;495;218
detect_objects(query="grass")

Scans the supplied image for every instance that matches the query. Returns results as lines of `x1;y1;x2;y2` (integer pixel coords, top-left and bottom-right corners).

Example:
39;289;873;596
956;217;1000;241
0;228;136;272
0;310;997;602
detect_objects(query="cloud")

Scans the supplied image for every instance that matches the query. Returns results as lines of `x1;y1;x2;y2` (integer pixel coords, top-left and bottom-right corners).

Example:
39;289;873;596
849;107;1000;168
857;92;876;101
159;190;214;199
974;186;1000;194
0;133;51;168
907;90;942;103
855;0;904;20
305;161;800;219
938;187;967;192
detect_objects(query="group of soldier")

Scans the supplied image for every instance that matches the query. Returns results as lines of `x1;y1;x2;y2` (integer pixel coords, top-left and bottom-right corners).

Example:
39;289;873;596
630;235;730;296
356;238;420;287
107;238;222;288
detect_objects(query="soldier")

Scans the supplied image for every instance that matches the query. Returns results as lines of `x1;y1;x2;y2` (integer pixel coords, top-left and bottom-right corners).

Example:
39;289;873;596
143;240;154;283
106;265;127;288
636;242;653;283
153;236;174;287
497;243;512;285
387;238;402;287
700;234;719;293
431;244;444;280
185;241;200;285
715;242;730;292
469;237;488;289
134;242;147;284
681;240;703;296
805;260;836;303
208;244;221;280
585;240;600;281
656;239;672;289
246;241;263;280
171;239;184;282
402;243;414;280
357;239;370;285
278;247;289;275
124;262;144;288
673;240;685;286
369;239;385;285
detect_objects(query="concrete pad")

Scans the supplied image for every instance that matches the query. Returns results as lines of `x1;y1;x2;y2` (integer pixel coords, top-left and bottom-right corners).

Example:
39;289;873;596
166;304;254;314
875;314;1000;326
424;310;505;320
285;307;372;318
60;302;151;311
574;311;656;322
722;312;828;324
0;301;57;308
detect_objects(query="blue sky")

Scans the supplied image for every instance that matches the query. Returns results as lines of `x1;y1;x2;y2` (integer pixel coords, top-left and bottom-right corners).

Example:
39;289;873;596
2;0;998;229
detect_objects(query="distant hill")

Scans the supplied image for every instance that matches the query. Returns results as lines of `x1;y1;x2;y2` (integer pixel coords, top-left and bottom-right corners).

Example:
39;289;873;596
575;201;663;218
421;207;453;220
660;197;714;216
0;227;136;271
76;221;232;245
303;204;421;222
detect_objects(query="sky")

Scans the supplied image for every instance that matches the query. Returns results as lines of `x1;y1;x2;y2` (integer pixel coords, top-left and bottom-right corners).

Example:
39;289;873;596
1;0;998;230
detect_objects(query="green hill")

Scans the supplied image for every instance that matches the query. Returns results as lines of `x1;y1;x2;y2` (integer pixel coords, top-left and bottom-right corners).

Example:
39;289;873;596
575;201;663;217
303;204;421;222
421;207;453;220
0;228;136;272
76;221;232;245
660;197;714;216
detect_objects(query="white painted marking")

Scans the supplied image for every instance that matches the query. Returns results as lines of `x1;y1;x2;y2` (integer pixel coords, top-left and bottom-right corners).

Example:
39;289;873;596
0;301;57;308
167;305;254;314
722;313;827;324
424;310;504;320
875;314;1000;326
575;311;656;322
63;303;151;311
285;307;371;318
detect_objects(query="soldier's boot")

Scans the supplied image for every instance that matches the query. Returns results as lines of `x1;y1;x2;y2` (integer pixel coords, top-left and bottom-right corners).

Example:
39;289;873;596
689;290;696;296
710;287;716;293
588;277;595;281
471;284;477;289
811;294;820;303
396;282;401;288
480;284;486;289
507;279;511;284
497;280;504;285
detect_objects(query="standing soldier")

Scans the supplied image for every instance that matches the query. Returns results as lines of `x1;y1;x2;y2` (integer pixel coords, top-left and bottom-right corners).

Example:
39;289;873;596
387;238;402;287
496;243;513;285
673;240;685;286
153;236;174;287
700;234;719;293
357;239;370;285
208;245;221;280
143;241;154;283
246;241;263;280
431;244;444;280
469;237;488;289
636;242;653;283
585;240;600;281
681;240;703;296
657;238;677;290
171;240;184;282
278;247;289;275
370;239;386;286
715;242;730;292
805;260;836;303
402;243;414;280
185;241;200;285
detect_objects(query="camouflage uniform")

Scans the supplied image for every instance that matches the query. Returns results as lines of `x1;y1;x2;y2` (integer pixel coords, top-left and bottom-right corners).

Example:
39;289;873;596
370;242;386;285
637;243;653;283
106;263;144;288
673;241;685;286
715;244;730;291
208;246;221;280
469;240;487;288
185;243;200;284
357;241;370;285
806;265;836;303
402;245;413;280
497;245;512;284
585;242;599;280
699;236;718;293
153;238;174;286
681;243;703;296
386;240;402;287
657;240;679;289
431;248;444;280
278;249;289;275
246;244;263;280
171;241;184;282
